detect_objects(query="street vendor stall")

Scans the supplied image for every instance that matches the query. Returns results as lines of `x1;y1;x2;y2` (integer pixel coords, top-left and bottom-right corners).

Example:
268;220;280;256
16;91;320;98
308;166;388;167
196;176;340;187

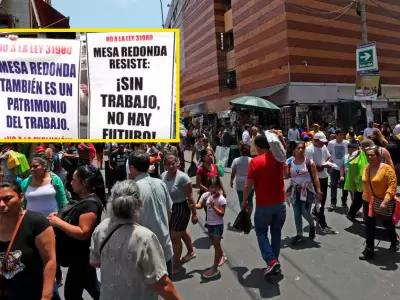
225;96;281;166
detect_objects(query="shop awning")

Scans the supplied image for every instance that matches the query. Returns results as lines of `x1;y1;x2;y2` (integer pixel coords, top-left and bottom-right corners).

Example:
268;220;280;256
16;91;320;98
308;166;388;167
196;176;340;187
34;0;70;28
182;102;207;116
250;83;289;98
230;96;281;112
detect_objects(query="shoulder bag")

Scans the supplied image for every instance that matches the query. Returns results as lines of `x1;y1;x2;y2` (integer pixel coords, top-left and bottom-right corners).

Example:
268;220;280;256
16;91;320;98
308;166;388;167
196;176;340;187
0;210;26;298
368;166;396;217
99;224;124;254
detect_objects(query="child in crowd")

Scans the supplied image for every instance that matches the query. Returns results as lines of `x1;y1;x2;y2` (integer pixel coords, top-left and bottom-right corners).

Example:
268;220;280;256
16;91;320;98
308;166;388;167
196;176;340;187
196;176;227;279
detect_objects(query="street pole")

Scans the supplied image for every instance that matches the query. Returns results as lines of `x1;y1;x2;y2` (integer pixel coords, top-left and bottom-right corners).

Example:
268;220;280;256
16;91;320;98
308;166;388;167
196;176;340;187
359;0;368;44
160;0;165;28
359;0;373;122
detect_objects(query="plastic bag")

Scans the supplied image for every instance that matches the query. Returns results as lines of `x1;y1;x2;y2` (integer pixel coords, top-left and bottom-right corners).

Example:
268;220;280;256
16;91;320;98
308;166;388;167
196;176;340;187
187;162;198;178
216;162;224;177
344;151;368;192
6;151;20;169
265;131;286;163
233;209;252;234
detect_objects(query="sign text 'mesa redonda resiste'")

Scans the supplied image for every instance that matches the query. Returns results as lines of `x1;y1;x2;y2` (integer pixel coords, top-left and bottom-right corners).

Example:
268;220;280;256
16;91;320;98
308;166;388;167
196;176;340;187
86;32;176;140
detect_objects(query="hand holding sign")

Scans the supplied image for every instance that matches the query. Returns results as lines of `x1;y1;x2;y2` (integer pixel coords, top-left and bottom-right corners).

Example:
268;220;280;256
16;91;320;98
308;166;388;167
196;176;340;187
80;84;88;96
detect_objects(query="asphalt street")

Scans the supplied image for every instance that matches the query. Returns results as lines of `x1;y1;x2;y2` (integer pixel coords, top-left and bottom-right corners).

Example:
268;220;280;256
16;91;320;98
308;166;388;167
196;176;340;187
60;152;400;300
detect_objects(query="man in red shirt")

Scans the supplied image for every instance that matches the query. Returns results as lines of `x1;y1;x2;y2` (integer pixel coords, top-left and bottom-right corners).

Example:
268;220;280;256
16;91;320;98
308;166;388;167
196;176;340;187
242;134;286;277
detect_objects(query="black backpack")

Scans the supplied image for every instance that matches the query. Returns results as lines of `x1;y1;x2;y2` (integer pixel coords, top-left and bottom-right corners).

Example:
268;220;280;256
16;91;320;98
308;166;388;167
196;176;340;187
55;198;100;267
61;155;77;174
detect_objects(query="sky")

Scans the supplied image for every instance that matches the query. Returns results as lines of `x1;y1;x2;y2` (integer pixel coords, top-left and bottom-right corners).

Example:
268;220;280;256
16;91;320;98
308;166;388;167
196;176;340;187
52;0;171;28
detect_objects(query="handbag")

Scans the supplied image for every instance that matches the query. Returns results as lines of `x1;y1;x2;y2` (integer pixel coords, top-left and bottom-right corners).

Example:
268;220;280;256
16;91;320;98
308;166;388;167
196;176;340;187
187;162;198;178
368;167;396;217
0;210;26;298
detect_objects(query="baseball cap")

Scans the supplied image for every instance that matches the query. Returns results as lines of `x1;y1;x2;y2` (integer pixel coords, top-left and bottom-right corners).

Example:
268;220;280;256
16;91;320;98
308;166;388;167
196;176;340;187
35;146;46;153
361;139;374;148
118;143;125;147
313;132;327;142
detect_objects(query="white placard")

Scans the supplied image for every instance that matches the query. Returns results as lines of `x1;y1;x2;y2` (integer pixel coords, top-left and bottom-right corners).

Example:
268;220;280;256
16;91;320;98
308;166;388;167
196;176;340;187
0;38;81;139
86;32;176;140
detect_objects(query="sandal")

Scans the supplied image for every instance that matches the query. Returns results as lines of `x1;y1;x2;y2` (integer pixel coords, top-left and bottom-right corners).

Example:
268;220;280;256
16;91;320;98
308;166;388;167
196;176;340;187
218;255;227;266
181;253;197;263
202;269;220;279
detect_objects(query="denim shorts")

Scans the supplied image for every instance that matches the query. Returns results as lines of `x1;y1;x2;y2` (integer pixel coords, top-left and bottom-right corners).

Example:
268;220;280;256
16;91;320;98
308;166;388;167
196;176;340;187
207;224;224;237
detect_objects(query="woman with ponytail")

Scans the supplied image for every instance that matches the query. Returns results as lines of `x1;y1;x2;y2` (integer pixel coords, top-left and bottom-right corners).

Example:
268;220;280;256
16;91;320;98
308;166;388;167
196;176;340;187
47;165;105;300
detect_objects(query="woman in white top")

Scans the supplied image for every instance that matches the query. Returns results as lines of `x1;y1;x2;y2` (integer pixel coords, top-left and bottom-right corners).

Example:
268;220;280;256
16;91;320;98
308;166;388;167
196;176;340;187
285;142;322;245
230;142;254;216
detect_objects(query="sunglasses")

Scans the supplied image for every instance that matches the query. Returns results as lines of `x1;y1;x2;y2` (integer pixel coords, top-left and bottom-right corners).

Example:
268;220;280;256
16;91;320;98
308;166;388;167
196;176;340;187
363;145;377;150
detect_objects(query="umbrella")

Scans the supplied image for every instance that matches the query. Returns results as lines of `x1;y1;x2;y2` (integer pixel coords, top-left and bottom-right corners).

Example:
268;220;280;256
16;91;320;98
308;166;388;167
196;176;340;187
230;96;280;112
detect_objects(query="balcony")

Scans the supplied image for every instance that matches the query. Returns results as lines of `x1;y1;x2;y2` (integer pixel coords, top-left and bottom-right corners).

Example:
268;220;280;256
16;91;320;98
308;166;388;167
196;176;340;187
227;50;235;70
224;9;233;32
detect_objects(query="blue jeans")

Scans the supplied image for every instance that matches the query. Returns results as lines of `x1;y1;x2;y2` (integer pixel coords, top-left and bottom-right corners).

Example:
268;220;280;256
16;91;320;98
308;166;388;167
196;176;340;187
254;203;286;265
293;200;315;236
52;280;61;300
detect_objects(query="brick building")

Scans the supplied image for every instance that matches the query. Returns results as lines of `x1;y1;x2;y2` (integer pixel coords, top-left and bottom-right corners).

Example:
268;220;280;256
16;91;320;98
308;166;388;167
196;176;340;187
166;0;400;125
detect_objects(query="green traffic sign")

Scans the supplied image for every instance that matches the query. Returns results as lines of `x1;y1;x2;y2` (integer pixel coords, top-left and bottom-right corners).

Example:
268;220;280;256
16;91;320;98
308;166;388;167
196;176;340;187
358;49;373;69
356;42;378;72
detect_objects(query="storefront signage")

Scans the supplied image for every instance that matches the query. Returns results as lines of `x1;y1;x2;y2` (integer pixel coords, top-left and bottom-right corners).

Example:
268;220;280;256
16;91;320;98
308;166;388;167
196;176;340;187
356;42;378;73
297;106;308;113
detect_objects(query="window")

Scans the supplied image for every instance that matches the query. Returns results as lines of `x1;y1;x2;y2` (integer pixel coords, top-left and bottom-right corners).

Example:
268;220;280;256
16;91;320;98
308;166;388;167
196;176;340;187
226;31;234;51
226;70;236;89
218;68;236;91
221;30;234;52
222;0;231;10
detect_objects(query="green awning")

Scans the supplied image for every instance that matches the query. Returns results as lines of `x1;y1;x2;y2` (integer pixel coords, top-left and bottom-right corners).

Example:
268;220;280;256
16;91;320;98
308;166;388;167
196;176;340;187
230;96;280;111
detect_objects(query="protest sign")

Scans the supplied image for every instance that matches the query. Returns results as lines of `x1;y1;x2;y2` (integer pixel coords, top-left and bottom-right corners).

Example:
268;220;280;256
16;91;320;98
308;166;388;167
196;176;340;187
0;38;81;140
86;31;176;140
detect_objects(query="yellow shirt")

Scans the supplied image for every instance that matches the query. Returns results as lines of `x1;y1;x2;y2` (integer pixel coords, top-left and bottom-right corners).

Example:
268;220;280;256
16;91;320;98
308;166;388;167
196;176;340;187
357;135;364;142
309;130;321;137
362;164;397;202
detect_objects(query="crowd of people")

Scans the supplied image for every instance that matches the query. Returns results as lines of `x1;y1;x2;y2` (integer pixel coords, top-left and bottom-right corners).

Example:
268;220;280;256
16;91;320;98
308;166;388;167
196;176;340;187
0;118;399;299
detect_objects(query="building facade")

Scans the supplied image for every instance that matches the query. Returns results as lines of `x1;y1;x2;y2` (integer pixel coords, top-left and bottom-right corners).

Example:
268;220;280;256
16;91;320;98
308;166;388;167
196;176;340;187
0;0;68;29
166;0;400;117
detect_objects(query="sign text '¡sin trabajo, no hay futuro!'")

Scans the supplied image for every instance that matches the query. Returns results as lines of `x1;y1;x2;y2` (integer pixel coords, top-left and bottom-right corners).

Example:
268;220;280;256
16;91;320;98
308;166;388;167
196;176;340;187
0;61;76;77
